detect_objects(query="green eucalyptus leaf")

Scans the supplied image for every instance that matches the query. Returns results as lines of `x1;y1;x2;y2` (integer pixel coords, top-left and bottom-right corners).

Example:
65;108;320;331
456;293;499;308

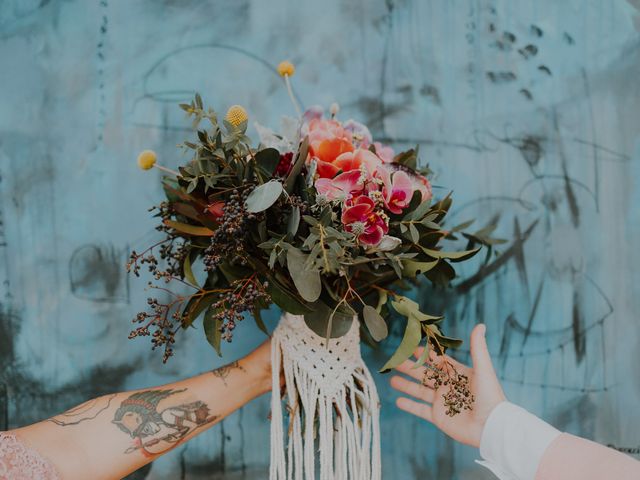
285;136;308;192
286;248;322;302
375;290;388;312
218;262;252;283
186;179;198;194
287;205;301;237
409;223;420;243
402;259;439;277
266;279;313;315
427;324;463;349
245;180;283;213
255;148;281;175
393;148;418;170
303;215;318;227
420;246;481;262
362;305;388;342
390;296;443;323
253;308;269;336
203;306;222;356
413;339;430;368
403;197;432;221
182;292;217;329
380;316;421;372
426;259;456;287
164;220;214;236
183;252;199;287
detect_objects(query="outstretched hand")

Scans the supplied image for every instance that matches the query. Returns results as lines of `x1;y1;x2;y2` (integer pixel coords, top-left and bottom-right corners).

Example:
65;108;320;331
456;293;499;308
390;324;506;448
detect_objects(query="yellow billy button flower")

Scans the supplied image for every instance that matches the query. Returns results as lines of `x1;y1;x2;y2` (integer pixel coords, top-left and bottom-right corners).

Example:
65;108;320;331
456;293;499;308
277;60;295;77
136;150;179;176
137;150;157;170
225;105;248;127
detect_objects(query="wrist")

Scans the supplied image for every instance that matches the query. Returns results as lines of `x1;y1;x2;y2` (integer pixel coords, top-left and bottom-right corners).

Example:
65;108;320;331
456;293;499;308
238;357;271;396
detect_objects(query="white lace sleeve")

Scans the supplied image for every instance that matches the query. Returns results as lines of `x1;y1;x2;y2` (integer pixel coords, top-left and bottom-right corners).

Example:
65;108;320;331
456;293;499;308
0;432;60;479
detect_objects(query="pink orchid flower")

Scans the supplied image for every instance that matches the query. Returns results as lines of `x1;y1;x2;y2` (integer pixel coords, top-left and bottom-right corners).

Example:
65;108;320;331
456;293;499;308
373;142;395;163
377;168;414;214
343;119;373;147
341;196;389;246
379;163;432;204
315;170;364;202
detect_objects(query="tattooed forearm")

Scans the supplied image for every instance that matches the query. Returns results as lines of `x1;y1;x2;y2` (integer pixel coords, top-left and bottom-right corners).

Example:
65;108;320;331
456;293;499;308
48;394;118;426
211;360;246;386
111;389;218;456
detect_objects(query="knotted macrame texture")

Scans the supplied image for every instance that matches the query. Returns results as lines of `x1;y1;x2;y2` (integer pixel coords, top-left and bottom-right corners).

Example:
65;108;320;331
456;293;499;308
270;313;381;480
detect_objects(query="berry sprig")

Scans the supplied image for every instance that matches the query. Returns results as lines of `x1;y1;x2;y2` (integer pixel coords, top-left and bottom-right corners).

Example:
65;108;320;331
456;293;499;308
424;360;474;417
203;187;259;271
211;277;271;342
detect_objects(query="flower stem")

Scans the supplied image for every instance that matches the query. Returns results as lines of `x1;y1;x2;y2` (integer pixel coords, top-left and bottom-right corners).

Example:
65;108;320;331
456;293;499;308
154;164;180;176
284;74;302;118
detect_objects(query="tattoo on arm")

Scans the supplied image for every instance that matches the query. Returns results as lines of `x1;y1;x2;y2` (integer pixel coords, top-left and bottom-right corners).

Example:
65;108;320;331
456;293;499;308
48;394;118;426
111;389;218;456
211;360;246;386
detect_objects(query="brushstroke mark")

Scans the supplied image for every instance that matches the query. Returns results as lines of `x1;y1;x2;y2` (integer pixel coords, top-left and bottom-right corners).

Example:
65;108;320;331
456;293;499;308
519;276;545;351
456;219;539;294
69;244;129;303
486;71;517;83
97;0;108;144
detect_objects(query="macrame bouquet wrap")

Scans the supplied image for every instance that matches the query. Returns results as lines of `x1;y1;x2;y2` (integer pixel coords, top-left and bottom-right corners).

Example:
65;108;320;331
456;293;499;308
270;314;381;480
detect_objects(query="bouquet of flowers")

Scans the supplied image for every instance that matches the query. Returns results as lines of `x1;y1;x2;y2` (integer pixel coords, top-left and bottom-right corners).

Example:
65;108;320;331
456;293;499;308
128;61;488;381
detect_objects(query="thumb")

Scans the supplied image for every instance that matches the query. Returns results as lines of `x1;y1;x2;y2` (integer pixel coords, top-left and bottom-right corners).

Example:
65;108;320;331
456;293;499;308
470;324;495;374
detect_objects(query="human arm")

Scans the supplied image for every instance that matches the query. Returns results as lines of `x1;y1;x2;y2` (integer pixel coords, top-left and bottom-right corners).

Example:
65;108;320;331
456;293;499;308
8;340;272;480
390;324;640;480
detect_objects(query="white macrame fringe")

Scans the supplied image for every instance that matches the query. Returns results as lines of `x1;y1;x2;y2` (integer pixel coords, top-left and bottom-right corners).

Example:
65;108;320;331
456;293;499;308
270;313;381;480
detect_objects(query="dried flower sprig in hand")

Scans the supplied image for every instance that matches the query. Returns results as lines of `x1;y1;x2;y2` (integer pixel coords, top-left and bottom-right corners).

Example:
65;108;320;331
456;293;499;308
423;360;474;417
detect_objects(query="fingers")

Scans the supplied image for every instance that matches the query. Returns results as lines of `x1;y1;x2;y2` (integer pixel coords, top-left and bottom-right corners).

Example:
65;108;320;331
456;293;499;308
395;359;425;380
396;397;433;422
390;375;435;404
470;324;496;375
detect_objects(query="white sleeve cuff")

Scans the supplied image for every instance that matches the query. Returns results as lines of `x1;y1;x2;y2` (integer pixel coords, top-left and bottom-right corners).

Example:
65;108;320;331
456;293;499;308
476;401;561;480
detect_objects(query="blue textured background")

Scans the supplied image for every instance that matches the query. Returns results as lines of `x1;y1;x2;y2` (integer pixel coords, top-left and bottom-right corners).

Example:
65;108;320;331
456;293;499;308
1;1;640;478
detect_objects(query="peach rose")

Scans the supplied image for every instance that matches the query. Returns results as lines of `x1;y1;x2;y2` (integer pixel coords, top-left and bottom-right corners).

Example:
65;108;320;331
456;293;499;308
307;119;355;178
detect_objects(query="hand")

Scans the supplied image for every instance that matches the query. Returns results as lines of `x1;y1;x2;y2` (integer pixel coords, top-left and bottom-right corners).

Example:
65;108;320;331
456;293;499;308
390;324;506;448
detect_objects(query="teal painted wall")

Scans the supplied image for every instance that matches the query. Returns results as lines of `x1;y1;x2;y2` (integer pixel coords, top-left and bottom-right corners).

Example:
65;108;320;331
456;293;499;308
1;1;639;478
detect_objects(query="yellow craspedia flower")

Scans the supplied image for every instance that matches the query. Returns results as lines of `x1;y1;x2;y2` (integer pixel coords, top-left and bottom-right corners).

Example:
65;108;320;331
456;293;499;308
137;150;157;170
225;105;248;127
277;60;295;77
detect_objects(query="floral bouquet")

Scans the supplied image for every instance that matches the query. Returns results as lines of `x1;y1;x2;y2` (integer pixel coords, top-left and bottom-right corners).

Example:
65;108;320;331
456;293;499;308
128;61;497;479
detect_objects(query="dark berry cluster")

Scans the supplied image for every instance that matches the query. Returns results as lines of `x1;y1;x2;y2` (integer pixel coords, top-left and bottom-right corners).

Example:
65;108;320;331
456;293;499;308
151;202;175;234
424;361;474;416
211;278;270;342
126;202;187;281
203;188;258;271
289;194;310;214
129;295;187;363
126;240;187;283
